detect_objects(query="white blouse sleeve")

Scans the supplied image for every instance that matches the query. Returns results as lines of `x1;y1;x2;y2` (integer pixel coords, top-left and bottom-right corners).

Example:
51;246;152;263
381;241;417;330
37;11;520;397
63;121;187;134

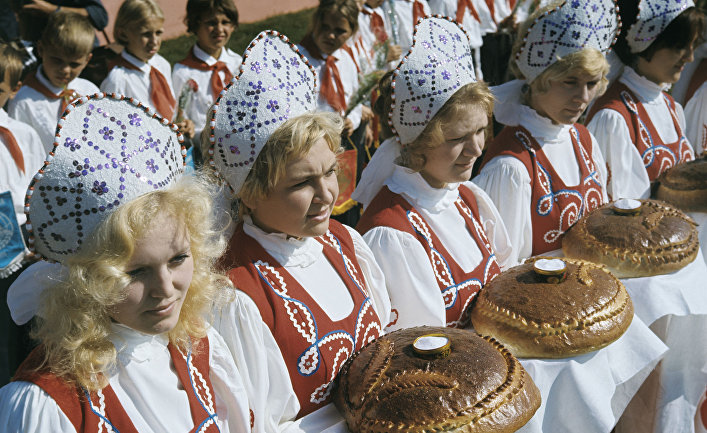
212;292;302;433
684;83;707;155
586;108;651;200
589;132;610;204
207;327;254;433
361;226;447;331
472;156;533;264
462;181;516;269
0;381;76;433
344;225;392;328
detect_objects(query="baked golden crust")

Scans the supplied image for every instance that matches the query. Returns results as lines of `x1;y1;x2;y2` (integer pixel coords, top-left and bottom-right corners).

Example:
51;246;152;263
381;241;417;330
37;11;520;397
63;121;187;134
332;326;541;433
470;257;633;358
562;200;699;278
654;157;707;212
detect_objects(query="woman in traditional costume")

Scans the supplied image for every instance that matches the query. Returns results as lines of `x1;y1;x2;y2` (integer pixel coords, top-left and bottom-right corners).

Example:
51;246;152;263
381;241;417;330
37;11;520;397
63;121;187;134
473;0;615;263
353;16;513;330
586;0;704;200
208;31;392;427
0;94;250;432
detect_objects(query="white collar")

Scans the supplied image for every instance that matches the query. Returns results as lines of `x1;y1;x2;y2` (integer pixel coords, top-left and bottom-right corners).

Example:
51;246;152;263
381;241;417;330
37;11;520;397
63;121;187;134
36;66;64;95
620;66;667;104
362;4;378;14
492;79;571;142
121;50;152;73
109;322;169;364
0;107;9;123
386;165;460;213
193;44;223;66
242;215;323;268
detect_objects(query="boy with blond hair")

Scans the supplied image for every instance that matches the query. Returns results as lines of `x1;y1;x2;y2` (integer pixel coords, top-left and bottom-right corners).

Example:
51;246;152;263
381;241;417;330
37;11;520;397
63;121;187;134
8;11;99;152
101;0;194;139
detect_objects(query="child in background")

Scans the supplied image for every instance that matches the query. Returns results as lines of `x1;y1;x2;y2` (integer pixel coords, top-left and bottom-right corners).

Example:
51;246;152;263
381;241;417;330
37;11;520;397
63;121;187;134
587;0;705;200
0;94;250;432
173;0;242;145
0;45;45;383
8;11;99;152
0;43;44;230
101;0;195;140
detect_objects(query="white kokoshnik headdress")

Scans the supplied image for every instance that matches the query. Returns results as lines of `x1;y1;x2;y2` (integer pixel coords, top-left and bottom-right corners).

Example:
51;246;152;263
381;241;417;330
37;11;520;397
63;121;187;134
515;0;621;83
353;17;476;207
626;0;694;53
25;93;185;263
391;16;477;145
209;30;317;195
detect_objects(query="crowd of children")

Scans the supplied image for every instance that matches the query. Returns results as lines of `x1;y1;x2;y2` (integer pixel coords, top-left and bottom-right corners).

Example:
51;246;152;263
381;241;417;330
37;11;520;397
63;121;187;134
0;0;706;432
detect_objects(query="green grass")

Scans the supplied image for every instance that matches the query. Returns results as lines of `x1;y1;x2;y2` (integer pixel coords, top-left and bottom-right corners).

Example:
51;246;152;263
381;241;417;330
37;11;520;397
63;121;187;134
159;7;315;65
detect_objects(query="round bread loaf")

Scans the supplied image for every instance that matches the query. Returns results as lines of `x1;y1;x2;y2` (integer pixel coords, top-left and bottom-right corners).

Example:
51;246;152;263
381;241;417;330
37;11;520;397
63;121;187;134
471;257;633;358
333;326;541;433
562;199;699;278
654;156;707;212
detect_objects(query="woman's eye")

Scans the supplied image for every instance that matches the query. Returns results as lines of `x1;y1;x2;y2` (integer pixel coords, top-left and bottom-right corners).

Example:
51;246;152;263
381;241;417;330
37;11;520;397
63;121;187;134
171;254;190;264
126;268;145;277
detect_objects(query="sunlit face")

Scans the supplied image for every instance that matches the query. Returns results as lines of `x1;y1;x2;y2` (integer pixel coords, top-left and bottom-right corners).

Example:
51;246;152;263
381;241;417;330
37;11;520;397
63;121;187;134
0;70;19;108
110;213;193;335
530;71;602;125
195;11;235;58
420;104;487;188
313;11;353;56
37;43;91;89
122;18;164;62
244;138;339;238
637;43;696;85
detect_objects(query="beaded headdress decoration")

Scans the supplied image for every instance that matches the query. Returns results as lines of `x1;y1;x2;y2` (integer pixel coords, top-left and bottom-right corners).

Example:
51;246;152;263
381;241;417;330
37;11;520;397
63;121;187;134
209;31;317;195
25;93;185;262
391;16;476;145
626;0;694;53
516;0;621;83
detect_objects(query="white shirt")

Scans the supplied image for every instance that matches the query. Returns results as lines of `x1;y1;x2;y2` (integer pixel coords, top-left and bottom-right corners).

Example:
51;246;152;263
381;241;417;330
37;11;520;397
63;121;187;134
381;0;432;53
213;218;391;431
586;66;693;200
362;166;513;330
100;51;176;120
473;79;608;263
358;5;394;65
297;44;364;130
0;109;45;225
0;325;251;433
8;67;99;153
172;44;242;135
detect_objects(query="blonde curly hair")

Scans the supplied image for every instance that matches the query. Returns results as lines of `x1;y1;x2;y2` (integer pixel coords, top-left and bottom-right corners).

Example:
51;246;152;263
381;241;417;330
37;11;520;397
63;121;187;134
32;172;233;391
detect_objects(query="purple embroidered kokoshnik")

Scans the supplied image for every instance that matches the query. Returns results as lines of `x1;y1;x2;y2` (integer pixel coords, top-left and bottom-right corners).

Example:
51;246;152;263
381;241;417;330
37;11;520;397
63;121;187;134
25;94;185;263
